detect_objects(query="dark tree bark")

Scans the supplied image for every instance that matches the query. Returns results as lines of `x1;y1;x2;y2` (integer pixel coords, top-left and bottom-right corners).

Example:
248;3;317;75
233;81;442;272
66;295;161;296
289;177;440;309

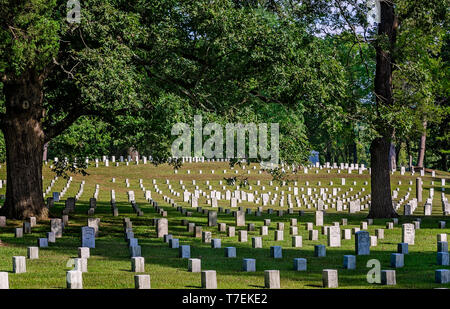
325;146;332;163
417;120;427;168
340;148;346;163
352;140;358;164
345;145;349;163
368;1;399;218
0;70;47;220
368;137;398;218
441;154;449;172
395;143;400;167
324;141;332;163
0;66;129;219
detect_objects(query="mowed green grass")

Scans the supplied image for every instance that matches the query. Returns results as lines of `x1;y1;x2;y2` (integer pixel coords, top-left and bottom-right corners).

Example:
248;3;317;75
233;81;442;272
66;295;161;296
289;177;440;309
0;161;449;289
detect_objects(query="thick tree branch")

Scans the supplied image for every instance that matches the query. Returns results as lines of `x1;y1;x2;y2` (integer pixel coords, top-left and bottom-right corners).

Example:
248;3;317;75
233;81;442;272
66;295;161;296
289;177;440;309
135;55;216;112
44;107;87;143
249;90;285;105
52;57;75;79
44;107;130;143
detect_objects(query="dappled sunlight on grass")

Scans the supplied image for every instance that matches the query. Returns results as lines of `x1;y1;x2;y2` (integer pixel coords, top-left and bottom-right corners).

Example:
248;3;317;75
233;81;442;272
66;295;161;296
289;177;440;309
0;162;449;288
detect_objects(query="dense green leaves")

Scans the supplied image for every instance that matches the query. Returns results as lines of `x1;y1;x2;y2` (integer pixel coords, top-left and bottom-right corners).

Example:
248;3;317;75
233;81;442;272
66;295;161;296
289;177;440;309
0;0;447;170
0;0;60;76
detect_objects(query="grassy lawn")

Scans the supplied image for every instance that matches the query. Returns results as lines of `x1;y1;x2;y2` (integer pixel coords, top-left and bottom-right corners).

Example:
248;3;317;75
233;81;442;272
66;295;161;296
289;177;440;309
0;161;449;289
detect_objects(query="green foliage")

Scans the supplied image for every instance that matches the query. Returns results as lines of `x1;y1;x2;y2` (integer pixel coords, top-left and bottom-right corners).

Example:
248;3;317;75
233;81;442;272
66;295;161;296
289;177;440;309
297;0;449;169
266;166;291;185
0;0;447;172
47;117;116;159
256;102;310;165
0;0;60;76
397;142;408;167
51;157;88;179
38;0;326;170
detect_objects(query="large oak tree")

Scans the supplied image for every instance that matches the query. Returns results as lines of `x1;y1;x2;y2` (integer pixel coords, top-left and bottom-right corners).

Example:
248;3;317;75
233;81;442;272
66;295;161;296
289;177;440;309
291;0;447;218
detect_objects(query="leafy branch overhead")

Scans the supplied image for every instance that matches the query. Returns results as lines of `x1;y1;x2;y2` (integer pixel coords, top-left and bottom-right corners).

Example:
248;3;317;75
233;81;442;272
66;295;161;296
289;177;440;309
51;158;89;180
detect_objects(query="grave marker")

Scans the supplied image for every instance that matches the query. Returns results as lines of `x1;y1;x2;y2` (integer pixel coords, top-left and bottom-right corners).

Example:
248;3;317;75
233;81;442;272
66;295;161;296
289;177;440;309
156;218;169;238
12;256;26;273
66;270;83;289
327;226;341;247
27;247;39;259
402;223;415;245
323;269;338;288
264;270;280;289
81;226;95;249
188;258;201;273
243;259;256;272
201;270;217;289
355;231;370;255
0;272;8;289
135;275;151;289
293;258;307;271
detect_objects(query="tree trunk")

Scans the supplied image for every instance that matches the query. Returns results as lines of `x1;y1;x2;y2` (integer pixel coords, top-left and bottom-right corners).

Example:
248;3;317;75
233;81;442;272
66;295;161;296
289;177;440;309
395;143;400;167
368;1;398;218
325;142;332;163
340;150;346;164
441;154;448;172
0;71;47;220
346;145;350;163
416;120;427;168
325;150;332;163
368;137;398;218
352;141;357;164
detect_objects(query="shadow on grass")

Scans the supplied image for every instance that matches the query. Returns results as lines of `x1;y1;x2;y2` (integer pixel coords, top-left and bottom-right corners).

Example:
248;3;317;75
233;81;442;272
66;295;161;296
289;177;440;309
249;285;265;288
1;199;449;288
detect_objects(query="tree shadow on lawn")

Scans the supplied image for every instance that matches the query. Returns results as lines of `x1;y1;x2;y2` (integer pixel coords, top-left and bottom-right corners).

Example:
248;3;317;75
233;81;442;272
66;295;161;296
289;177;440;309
83;237;445;283
2;202;449;288
248;285;265;288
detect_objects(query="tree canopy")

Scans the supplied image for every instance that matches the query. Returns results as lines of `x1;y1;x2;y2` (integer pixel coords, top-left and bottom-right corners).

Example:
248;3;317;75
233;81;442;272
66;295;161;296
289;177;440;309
0;0;448;219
